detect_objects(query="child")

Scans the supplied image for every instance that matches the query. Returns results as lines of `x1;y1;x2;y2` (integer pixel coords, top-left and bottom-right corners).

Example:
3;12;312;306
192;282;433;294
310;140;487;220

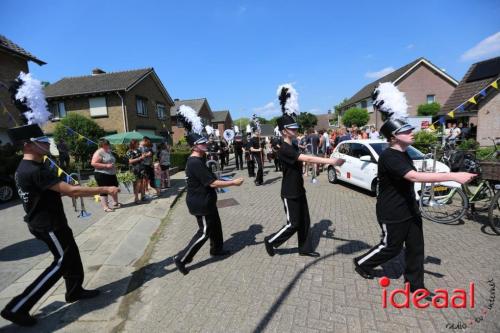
153;162;162;192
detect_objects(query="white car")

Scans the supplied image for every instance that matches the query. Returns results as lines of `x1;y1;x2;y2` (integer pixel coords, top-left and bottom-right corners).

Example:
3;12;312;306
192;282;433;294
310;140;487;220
328;139;451;197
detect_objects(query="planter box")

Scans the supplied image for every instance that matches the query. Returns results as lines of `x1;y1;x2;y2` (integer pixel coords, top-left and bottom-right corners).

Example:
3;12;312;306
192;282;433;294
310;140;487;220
481;161;500;181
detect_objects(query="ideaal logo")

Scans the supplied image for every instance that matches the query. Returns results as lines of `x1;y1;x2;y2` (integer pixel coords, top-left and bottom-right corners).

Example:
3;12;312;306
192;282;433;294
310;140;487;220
378;277;496;330
379;277;474;309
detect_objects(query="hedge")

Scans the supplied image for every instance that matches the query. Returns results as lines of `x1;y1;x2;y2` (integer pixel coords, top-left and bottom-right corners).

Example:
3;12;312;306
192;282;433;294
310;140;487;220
170;152;191;170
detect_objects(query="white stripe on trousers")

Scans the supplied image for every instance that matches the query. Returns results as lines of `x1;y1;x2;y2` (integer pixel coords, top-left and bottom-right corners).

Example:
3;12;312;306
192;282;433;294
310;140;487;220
12;231;64;313
357;224;388;265
269;198;291;243
181;216;207;263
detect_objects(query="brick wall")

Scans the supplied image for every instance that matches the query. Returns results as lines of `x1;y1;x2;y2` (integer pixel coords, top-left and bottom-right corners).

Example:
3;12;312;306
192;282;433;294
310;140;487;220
477;92;500;147
397;64;456;116
0;51;29;138
42;93;125;134
125;75;172;134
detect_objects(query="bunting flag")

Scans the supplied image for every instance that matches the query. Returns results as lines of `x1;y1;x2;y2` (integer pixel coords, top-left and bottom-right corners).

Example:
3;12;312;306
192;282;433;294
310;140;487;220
458;104;465;112
447;111;454;118
468;96;477;104
438;116;446;125
479;89;487;97
429;124;436;131
492;80;498;89
78;134;85;140
86;139;93;146
94;194;100;202
57;168;63;177
49;160;56;169
43;155;48;162
66;175;72;183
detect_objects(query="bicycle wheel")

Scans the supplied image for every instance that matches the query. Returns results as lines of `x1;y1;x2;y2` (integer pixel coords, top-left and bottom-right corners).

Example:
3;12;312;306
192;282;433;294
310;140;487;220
488;190;500;235
469;183;494;212
419;185;468;224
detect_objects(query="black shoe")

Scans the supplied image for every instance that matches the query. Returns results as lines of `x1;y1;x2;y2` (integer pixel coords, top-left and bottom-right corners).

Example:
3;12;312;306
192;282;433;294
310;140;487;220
1;309;37;327
411;286;435;301
210;249;231;256
299;251;320;257
254;180;261;186
65;288;100;303
264;237;275;257
353;259;374;279
174;256;189;275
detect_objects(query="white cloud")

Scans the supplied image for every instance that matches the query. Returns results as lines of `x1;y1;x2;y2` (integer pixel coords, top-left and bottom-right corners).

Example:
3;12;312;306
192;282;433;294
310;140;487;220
461;31;500;61
237;6;247;15
252;101;280;118
406;43;415;49
365;67;395;79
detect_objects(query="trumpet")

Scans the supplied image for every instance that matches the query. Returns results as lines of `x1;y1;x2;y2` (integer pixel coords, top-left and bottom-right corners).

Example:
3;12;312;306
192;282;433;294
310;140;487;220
68;172;91;218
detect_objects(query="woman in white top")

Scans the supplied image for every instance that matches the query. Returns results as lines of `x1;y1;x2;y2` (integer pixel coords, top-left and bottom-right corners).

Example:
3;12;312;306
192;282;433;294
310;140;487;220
91;139;120;212
158;143;171;188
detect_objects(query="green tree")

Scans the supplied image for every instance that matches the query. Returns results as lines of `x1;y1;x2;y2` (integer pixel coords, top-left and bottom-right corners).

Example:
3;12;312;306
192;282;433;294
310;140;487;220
412;130;438;154
53;113;106;169
341;108;369;127
234;117;250;132
297;112;318;131
333;97;349;121
417;102;441;116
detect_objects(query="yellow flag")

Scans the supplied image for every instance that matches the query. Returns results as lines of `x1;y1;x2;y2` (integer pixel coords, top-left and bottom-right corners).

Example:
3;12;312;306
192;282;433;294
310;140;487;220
43;155;48;162
447;111;454;118
74;181;79;185
468;96;477;104
94;195;100;202
429;124;435;131
57;168;63;176
492;80;498;89
78;134;84;140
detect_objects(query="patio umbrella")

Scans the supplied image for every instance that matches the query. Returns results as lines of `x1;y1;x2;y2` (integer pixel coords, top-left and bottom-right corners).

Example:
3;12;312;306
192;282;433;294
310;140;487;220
103;131;164;144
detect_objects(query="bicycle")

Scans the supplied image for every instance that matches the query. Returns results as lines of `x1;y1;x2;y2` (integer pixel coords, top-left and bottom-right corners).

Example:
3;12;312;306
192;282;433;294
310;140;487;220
419;140;498;224
489;185;500;234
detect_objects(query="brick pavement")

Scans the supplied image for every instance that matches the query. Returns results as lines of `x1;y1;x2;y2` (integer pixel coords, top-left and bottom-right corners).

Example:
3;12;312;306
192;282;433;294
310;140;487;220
119;162;500;333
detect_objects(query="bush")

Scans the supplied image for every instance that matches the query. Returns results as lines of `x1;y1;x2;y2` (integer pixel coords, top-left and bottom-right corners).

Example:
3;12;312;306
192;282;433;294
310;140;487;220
342;108;369;127
417;102;441;116
458;139;479;151
296;112;318;131
476;147;497;161
170;152;191;170
413;131;438;153
53;114;106;170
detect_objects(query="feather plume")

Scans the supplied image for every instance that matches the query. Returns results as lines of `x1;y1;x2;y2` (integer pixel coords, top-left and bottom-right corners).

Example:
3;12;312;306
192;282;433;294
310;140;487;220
250;114;261;133
373;82;408;121
205;125;214;135
11;72;51;126
276;83;299;117
177;105;203;134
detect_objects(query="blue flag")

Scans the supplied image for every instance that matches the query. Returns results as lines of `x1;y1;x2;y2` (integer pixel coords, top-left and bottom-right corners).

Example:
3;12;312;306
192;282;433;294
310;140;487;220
438;116;446;125
86;139;93;146
458;104;465;112
479;89;487;97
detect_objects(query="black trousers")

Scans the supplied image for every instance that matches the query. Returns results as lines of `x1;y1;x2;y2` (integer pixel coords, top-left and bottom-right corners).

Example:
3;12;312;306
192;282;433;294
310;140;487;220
354;216;424;290
235;151;244;170
274;156;282;171
177;210;224;264
247;156;255;177
219;153;225;171
3;225;84;314
253;154;263;184
267;195;312;253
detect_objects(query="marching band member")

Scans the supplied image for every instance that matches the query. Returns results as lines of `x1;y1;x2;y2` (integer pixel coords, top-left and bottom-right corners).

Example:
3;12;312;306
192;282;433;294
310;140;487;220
250;115;264;186
263;84;345;257
233;134;244;170
353;83;476;294
173;105;244;275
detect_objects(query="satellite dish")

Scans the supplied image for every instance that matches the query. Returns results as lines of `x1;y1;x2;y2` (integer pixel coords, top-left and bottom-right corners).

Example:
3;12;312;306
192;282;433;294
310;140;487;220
223;129;235;141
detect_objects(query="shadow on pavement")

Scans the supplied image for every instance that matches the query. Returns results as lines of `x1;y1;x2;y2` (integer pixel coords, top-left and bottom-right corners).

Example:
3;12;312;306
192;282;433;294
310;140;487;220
261;177;281;186
188;224;263;272
0;257;176;333
0;238;48;261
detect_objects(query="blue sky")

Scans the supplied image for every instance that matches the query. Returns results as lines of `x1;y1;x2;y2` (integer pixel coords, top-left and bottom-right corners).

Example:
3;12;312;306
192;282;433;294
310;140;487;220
2;0;500;119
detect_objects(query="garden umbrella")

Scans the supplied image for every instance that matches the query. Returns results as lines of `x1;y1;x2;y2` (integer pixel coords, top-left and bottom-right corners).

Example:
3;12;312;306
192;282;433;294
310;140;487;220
103;131;164;144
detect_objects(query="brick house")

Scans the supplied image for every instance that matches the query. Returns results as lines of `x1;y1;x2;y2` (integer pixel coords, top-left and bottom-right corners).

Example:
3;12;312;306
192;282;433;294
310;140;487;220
169;98;213;143
0;35;46;143
314;113;334;131
212;110;233;134
43;68;174;138
341;57;458;129
440;56;500;147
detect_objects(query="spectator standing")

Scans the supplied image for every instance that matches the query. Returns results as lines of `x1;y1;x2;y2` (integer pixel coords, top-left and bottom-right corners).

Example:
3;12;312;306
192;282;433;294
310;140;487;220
126;139;145;204
158;143;171;188
56;139;70;170
91;139;120;212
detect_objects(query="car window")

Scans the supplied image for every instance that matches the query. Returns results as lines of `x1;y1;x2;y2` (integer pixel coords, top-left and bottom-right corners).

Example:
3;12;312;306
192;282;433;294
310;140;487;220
369;143;425;160
337;143;352;156
351;143;372;159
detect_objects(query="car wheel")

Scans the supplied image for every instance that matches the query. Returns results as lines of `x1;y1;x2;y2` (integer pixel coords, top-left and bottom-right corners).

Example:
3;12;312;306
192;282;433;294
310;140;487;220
0;183;14;203
327;166;337;184
371;179;379;197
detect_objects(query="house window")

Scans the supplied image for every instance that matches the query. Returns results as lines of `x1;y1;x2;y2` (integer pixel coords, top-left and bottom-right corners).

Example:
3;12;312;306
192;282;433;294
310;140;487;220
50;101;66;119
156;103;166;120
136;97;148;116
427;95;436;104
89;97;108;117
360;100;368;108
176;118;184;128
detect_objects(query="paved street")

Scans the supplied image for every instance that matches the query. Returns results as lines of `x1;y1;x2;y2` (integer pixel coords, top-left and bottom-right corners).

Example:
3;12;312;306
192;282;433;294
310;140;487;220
0;159;499;333
120;161;499;333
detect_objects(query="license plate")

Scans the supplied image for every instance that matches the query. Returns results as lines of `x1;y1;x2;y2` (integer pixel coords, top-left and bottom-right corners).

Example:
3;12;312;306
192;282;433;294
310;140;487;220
433;186;448;192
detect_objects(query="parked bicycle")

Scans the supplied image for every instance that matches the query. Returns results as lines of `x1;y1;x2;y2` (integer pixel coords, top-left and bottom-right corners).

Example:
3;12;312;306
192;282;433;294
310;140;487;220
419;139;499;226
489;184;500;235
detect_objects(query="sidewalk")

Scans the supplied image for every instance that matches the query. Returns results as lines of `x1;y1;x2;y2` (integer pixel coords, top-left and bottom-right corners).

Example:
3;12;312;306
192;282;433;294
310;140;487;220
0;171;187;333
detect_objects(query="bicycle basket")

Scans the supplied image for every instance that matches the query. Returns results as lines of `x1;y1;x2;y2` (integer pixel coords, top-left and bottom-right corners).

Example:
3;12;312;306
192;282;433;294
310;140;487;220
480;161;500;181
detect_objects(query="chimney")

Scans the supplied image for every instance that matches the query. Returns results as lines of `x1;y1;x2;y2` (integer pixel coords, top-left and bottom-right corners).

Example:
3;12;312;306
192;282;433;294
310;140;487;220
92;68;106;75
174;98;180;102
